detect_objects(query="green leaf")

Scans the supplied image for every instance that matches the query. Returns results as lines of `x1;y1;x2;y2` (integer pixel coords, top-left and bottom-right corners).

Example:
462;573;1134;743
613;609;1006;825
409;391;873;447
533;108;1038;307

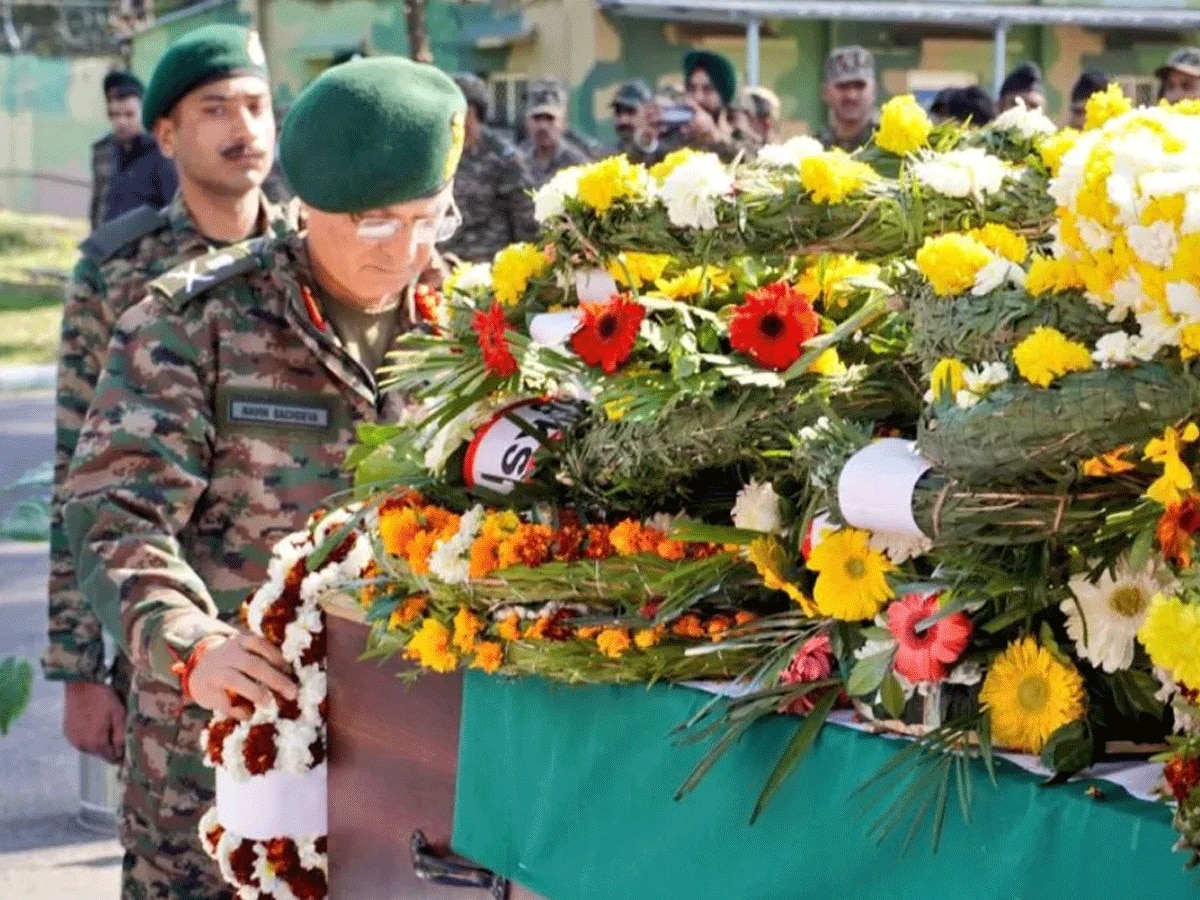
0;656;33;736
1109;668;1165;719
354;423;404;448
0;500;50;542
1039;719;1092;775
846;649;895;698
750;687;839;824
880;672;908;719
1126;526;1156;575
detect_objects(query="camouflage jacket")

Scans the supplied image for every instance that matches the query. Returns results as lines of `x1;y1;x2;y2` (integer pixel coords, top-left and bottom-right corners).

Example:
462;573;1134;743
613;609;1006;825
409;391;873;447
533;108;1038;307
819;115;879;153
519;138;591;188
89;134;116;231
63;235;430;689
44;192;295;683
442;127;538;263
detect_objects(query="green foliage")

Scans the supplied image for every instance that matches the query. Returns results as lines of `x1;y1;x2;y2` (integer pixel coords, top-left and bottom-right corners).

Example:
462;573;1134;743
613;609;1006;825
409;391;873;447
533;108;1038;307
0;656;33;736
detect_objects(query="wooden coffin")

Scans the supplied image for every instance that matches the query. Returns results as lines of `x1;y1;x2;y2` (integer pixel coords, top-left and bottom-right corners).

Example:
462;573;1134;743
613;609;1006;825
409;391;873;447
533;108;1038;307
324;599;545;900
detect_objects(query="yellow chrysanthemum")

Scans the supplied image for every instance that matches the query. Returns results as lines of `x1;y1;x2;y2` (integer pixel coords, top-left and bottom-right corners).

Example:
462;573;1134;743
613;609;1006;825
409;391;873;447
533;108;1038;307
805;527;894;621
929;358;966;403
1011;326;1094;388
979;637;1086;754
1084;83;1133;131
575;155;650;214
491;243;550;306
469;641;504;674
1138;594;1200;691
967;223;1028;264
497;612;522;643
796;254;881;309
649;147;701;183
404;618;459;673
606;251;674;289
875;94;932;156
452;608;484;653
1141;194;1186;229
634;626;666;650
1182;324;1200;361
914;233;994;297
1025;257;1086;296
1038;128;1079;176
807;347;846;377
653;265;732;301
1172;98;1200;116
746;537;815;614
596;627;633;659
798;150;876;204
1144;422;1200;507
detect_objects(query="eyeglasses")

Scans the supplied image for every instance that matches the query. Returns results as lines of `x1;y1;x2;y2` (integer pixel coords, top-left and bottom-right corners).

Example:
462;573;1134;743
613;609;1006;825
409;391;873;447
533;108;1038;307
354;203;462;247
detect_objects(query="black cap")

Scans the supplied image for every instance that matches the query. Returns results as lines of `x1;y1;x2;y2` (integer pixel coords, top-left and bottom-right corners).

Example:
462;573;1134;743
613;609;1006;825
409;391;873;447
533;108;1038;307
611;80;652;111
930;86;996;126
1070;69;1109;105
103;70;143;100
453;72;490;120
999;62;1042;98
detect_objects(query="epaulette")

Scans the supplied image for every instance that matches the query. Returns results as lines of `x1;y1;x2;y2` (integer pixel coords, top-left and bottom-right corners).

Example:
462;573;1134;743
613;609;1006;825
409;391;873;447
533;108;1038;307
149;236;271;310
78;205;168;263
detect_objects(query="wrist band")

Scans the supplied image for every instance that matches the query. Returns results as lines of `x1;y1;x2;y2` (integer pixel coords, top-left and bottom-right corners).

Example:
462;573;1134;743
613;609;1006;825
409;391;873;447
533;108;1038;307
170;636;222;701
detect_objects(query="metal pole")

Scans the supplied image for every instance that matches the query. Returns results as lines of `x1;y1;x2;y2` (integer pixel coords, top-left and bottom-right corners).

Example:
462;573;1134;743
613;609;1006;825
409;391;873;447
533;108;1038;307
992;19;1008;97
746;17;761;87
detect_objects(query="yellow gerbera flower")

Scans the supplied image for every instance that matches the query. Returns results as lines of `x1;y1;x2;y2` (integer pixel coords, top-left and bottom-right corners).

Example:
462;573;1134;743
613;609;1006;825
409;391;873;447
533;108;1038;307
1084;83;1132;131
978;637;1086;754
875;94;932;156
914;233;993;297
805;527;894;621
746;537;815;614
798;150;876;204
1138;594;1200;691
491;242;550;306
606;251;674;289
1144;422;1200;507
1011;326;1094;387
634;625;666;650
575;155;650;214
967;223;1028;264
1025;257;1086;296
928;358;966;403
653;265;732;301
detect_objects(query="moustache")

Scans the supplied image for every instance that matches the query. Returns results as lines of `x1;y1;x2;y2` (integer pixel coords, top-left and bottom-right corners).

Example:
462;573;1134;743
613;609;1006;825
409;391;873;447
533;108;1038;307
220;143;268;161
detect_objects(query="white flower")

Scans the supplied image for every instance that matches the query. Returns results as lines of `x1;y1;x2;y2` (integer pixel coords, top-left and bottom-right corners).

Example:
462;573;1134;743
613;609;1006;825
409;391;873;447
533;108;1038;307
731;480;783;534
533;165;583;223
447;262;492;295
1076;216;1114;253
1155;668;1200;734
658;152;733;230
1183;191;1200;235
221;726;251;780
970;257;1024;296
867;530;932;563
945;661;983;686
297;664;327;724
796;415;832;445
1107;275;1146;322
1136;307;1183;349
428;505;485;585
1126;220;1178;268
275;719;318;775
298;835;327;872
1062;559;1174;673
963;361;1008;395
281;619;315;667
757;135;823;168
1168;281;1200;325
1092;330;1160;368
422;400;499;475
911;148;1009;200
991;100;1056;141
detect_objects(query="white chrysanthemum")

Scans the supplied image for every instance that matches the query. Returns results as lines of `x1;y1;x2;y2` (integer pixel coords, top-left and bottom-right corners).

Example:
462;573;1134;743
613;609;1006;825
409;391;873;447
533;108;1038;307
275;719;318;775
215;828;243;886
297;665;327;725
658;152;733;230
422;399;502;475
447;262;492;296
1076;215;1114;252
971;257;1024;296
796;415;832;445
1092;330;1159;368
1105;173;1139;227
1106;275;1146;322
963;361;1009;395
1126;220;1178;268
281;619;315;668
533;165;583;222
1136;307;1183;349
990;100;1055;140
911;148;1009;200
757;135;824;168
1062;559;1174;673
1182;192;1200;235
312;506;356;544
1168;281;1200;325
867;530;932;563
731;480;783;534
428;504;485;585
298;836;327;872
197;806;222;858
1155;668;1200;734
221;726;251;780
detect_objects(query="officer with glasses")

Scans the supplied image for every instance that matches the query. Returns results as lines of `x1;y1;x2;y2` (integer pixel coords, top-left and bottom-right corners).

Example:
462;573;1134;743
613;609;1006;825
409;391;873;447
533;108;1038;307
63;57;466;896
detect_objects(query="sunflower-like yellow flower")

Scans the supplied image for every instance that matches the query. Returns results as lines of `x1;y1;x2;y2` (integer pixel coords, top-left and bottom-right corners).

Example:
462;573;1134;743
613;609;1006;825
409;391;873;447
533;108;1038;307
805;527;894;621
404;618;459;673
798;150;876;204
967;223;1028;264
470;641;504;674
653;265;732;301
606;251;674;289
1025;257;1086;296
1138;594;1200;691
914;233;994;297
596;627;633;659
928;358;966;403
1038;128;1079;176
979;637;1086;754
875;94;932;156
796;254;880;309
491;243;550;306
1144;422;1200;507
575;155;650;214
1084;83;1133;131
746;537;815;614
649;147;701;183
1011;326;1094;387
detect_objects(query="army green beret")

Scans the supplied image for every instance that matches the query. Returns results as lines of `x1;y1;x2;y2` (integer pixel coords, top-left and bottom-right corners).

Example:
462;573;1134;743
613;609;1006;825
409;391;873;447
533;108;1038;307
280;57;467;213
142;24;269;128
684;50;737;107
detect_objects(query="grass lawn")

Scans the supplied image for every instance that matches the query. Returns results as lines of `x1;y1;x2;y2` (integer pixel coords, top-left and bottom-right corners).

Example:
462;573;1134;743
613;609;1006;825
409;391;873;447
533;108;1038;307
0;210;85;367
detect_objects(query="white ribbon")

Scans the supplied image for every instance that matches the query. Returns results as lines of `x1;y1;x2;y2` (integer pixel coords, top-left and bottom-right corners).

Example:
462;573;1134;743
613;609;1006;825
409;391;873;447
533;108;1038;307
216;763;327;840
837;438;932;538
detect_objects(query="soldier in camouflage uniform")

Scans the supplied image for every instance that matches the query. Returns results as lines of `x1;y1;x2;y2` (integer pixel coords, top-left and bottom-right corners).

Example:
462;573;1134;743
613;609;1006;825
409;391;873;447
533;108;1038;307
442;72;537;262
819;46;879;153
64;56;464;898
519;78;591;187
90;72;144;230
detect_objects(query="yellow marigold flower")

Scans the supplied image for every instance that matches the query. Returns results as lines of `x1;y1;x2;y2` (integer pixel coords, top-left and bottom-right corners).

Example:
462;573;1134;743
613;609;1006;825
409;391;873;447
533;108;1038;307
379;505;420;557
967;223;1028;264
491;242;550;306
575;155;650;215
470;641;504;674
609;519;645;556
388;595;428;630
796;254;880;309
979;637;1086;754
807;347;846;377
653;265;732;301
1011;326;1094;388
634;626;666;650
747;537;815;614
497;612;522;642
799;150;876;204
1081;445;1136;478
1084;83;1132;131
914;233;993;297
452;608;484;653
405;529;438;576
1138;594;1200;691
404;618;459;673
603;396;633;422
1144;422;1200;507
1172;98;1200;116
929;358;966;403
649;147;701;183
1038;128;1079;176
806;527;894;621
606;251;674;289
1025;257;1086;296
480;510;521;542
596;627;633;658
875;94;932;156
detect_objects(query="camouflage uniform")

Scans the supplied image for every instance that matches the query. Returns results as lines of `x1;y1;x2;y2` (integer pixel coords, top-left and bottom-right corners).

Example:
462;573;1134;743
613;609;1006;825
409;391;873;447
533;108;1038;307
818;117;878;153
441;127;537;262
519;138;591;187
44;192;294;688
64;234;438;898
89;134;116;231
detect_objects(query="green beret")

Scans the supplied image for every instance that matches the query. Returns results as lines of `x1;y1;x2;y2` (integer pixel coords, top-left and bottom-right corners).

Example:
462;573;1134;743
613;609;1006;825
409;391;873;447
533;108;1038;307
142;24;269;128
684;50;737;107
280;57;467;213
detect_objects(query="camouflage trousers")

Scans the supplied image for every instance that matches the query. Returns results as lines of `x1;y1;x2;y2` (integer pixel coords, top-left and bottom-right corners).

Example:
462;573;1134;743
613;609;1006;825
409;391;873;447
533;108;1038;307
119;671;230;900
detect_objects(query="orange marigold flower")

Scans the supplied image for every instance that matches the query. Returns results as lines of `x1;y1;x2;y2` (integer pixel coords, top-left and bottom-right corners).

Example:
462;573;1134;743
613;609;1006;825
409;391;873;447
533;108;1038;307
656;538;687;561
470;641;504;674
1081;445;1136;477
576;625;602;639
551;524;585;561
707;614;735;641
671;614;706;639
405;530;439;576
610;520;645;556
525;616;552;641
379;506;420;557
358;561;383;608
388;596;428;630
403;618;458;673
637;526;666;554
497;612;523;642
453;608;484;653
634;625;667;650
469;536;502;580
596;627;633;658
584;524;614;559
734;610;757;626
1157;494;1200;569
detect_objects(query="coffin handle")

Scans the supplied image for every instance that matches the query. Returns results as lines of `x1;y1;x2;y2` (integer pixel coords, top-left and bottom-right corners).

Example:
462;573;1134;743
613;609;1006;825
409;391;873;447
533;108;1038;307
410;830;510;899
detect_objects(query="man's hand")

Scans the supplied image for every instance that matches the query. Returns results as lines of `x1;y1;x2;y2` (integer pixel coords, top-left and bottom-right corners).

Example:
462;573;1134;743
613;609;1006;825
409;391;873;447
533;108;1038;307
63;680;126;764
188;633;297;720
683;100;720;143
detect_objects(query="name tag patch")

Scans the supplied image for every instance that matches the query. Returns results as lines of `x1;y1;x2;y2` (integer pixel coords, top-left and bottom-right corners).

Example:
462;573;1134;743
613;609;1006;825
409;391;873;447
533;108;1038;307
216;386;343;440
229;399;329;429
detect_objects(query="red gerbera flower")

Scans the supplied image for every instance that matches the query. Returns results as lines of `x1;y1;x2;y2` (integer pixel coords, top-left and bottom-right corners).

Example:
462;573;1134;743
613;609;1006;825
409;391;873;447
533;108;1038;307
886;591;973;684
778;632;836;714
473;303;519;378
728;281;820;371
570;294;645;374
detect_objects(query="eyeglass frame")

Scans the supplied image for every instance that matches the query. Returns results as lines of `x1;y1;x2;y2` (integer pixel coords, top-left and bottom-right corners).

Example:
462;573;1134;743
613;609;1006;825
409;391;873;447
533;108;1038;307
352;200;462;247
